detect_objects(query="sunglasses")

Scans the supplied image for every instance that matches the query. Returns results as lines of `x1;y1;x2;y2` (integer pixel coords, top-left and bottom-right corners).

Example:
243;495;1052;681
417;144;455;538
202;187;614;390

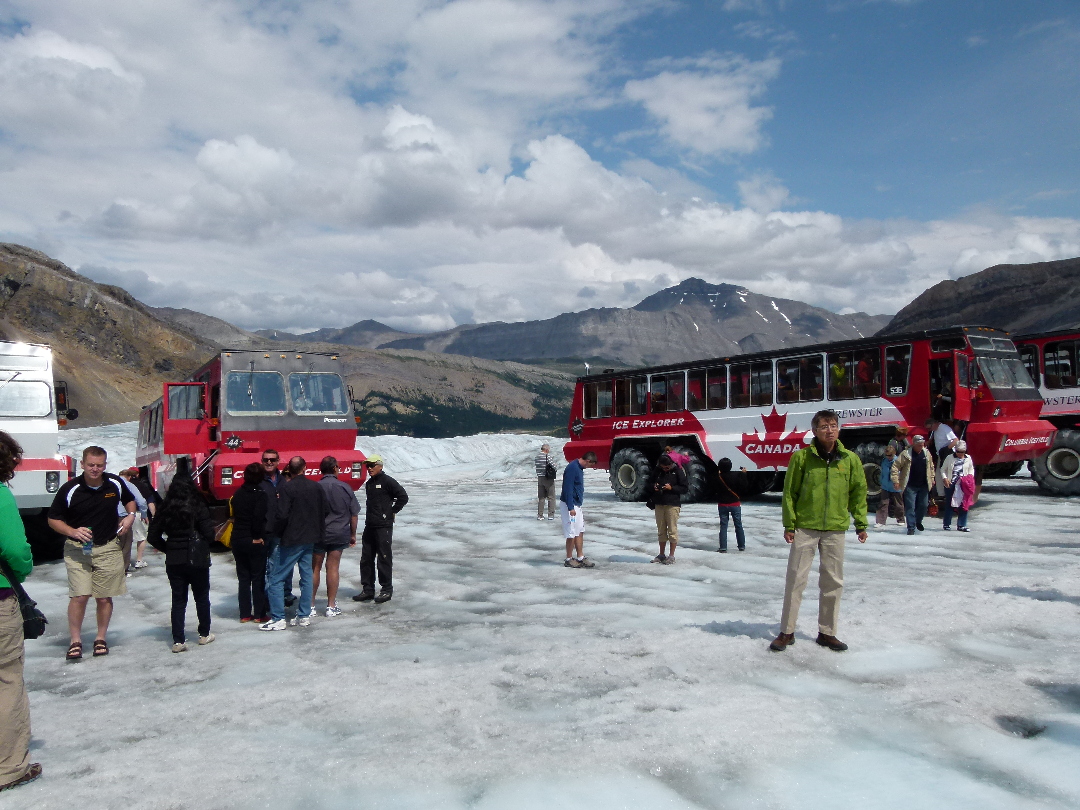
262;458;279;464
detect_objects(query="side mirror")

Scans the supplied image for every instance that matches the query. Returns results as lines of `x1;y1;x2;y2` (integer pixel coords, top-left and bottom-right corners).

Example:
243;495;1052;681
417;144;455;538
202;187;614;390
197;408;206;419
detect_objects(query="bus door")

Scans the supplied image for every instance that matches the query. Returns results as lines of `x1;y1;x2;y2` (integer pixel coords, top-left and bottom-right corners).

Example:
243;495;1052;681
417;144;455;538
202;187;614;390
163;383;210;455
952;352;973;423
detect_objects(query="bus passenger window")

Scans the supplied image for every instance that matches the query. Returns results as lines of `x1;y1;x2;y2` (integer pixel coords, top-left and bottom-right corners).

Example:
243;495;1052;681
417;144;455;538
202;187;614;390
750;362;772;407
1018;346;1039;387
631;376;647;414
776;355;824;404
687;370;707;411
854;350;881;398
829;350;881;400
652;372;685;413
583;381;613;418
885;346;911;396
613;378;629;417
706;367;726;409
730;364;749;408
613;377;647;416
1044;341;1076;389
828;352;853;400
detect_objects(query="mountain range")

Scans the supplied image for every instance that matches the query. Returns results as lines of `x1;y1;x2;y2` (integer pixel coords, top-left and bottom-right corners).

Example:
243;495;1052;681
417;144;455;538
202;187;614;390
5;241;1079;434
257;278;890;367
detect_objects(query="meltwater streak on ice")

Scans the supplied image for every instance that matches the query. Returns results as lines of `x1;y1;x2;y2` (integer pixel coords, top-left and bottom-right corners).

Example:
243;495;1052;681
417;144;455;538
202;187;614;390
21;425;1080;810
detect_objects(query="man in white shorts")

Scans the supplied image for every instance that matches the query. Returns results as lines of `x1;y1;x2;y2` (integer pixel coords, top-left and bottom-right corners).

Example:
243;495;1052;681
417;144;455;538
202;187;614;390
559;451;597;569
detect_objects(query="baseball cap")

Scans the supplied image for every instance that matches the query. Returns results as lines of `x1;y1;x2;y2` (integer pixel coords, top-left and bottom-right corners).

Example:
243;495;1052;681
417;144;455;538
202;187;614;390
364;454;383;466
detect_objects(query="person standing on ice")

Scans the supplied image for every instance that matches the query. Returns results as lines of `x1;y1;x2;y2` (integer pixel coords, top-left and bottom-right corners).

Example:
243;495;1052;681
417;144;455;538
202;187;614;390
0;432;41;792
314;456;359;616
49;446;137;661
261;457;325;631
891;434;936;535
534;444;557;521
352;454;408;604
648;453;687;564
560;451;598;569
770;410;867;653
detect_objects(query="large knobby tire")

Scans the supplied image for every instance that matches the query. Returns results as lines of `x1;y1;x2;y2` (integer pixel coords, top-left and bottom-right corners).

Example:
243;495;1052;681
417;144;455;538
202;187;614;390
22;509;64;562
852;442;886;499
671;445;709;503
609;447;652;501
1032;429;1080;496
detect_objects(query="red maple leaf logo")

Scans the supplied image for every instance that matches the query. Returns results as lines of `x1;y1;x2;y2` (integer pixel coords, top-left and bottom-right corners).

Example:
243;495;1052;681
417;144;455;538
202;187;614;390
737;407;810;469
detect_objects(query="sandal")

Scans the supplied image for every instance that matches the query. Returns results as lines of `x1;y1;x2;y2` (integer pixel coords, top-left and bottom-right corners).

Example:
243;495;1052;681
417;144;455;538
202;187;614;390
92;639;109;657
66;642;82;661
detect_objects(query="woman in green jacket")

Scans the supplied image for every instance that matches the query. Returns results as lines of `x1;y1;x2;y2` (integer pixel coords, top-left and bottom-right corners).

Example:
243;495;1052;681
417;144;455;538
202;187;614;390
0;431;41;793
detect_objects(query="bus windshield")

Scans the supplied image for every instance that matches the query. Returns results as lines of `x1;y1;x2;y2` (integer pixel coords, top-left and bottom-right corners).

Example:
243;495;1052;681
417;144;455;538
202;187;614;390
288;373;349;415
976;357;1037;390
225;371;287;415
0;381;52;417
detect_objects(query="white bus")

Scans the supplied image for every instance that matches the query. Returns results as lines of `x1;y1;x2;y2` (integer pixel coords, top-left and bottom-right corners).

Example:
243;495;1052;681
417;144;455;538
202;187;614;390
0;341;78;556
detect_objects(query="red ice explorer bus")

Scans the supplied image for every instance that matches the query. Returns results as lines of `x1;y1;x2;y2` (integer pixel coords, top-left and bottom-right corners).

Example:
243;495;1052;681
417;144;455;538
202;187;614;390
563;326;1055;502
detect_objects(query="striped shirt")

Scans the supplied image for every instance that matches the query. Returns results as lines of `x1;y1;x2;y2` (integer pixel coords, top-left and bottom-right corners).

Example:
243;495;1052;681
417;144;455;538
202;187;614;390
534;452;554;479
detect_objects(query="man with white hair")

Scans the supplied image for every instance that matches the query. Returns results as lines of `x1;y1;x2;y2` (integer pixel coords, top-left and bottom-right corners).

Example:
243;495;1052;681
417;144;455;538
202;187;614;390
533;444;557;520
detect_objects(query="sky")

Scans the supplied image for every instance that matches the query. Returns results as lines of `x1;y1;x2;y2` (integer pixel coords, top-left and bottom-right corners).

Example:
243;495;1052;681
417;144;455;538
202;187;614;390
0;0;1078;334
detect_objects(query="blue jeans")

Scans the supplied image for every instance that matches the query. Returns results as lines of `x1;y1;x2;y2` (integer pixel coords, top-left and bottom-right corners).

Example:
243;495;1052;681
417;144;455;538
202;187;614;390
718;504;745;551
264;536;294;600
942;484;968;529
903;487;929;530
267;544;313;621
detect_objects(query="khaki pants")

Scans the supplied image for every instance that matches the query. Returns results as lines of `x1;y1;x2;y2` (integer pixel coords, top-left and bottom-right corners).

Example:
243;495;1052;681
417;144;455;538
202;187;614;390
779;528;845;636
537;477;556;518
654;505;680;545
0;597;31;785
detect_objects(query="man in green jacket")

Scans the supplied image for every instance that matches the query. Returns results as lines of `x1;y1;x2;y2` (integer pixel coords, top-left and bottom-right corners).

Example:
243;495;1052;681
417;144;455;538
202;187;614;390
770;409;868;653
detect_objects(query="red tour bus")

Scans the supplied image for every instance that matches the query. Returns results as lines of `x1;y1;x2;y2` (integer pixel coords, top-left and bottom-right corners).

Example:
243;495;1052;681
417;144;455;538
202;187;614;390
136;349;367;504
563;326;1055;502
1013;329;1080;495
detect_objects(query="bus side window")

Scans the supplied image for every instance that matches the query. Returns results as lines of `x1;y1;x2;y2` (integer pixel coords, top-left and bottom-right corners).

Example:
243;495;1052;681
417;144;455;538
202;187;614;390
777;355;824;404
827;352;853;400
138;414;148;448
583;382;597;418
885;345;911;396
1018;345;1039;387
687;370;706;411
1045;341;1076;389
631;376;647;414
750;361;772;407
652;372;685;413
730;364;751;408
706;366;726;409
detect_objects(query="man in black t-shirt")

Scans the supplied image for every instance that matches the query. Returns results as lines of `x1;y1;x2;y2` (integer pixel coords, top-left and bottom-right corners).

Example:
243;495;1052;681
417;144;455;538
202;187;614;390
48;446;136;660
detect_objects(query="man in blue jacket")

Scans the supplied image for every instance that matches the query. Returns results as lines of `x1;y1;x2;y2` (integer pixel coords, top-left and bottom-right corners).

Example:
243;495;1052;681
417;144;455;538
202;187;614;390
560;451;597;569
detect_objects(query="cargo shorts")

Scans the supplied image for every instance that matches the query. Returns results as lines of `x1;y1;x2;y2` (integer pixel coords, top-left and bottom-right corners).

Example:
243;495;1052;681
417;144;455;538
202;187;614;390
64;537;127;598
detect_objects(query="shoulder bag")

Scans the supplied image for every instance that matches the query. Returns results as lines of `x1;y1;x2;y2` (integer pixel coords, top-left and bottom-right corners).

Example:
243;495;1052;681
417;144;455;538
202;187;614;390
0;556;48;640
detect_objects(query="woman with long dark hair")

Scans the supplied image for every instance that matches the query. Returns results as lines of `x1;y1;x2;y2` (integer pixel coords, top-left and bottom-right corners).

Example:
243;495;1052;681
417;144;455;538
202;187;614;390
147;463;216;652
230;462;269;622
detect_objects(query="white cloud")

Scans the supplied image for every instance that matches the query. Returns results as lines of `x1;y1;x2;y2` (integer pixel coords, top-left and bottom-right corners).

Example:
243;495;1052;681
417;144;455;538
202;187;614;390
624;56;781;157
0;0;1077;335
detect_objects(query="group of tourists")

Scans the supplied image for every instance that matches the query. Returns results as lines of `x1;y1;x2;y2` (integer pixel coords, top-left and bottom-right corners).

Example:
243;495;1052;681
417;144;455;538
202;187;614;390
535;410;980;656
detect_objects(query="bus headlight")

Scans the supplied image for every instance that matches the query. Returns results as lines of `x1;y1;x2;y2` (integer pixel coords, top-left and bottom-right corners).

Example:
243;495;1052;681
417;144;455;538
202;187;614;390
46;471;60;492
221;467;233;485
351;462;363;479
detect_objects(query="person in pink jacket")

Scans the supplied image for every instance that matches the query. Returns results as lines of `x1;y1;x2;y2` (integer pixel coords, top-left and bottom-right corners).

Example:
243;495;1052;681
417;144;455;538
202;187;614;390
937;441;975;532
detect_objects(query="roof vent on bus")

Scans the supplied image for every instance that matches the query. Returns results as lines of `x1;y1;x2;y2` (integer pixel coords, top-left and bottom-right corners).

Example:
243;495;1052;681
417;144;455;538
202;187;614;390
603;368;615;374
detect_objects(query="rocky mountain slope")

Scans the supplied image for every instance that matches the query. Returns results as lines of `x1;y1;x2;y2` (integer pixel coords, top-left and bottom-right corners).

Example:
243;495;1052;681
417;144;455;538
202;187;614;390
254;319;418;350
881;256;1080;336
374;278;890;366
0;244;573;434
0;244;216;426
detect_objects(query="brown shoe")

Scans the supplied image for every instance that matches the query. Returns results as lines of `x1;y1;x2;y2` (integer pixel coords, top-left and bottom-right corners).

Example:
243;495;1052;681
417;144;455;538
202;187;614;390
815;633;848;651
769;632;795;652
0;763;42;792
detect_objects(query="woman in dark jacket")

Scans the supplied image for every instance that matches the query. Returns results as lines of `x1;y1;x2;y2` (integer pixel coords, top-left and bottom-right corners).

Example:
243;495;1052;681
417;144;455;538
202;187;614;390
147;465;216;653
230;463;269;623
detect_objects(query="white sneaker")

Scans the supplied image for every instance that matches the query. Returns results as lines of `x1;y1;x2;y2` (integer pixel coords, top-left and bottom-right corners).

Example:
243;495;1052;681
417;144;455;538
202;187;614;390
546;516;555;520
198;633;215;645
309;607;318;618
171;642;187;653
133;560;148;569
325;606;342;617
259;619;287;631
289;616;311;627
536;515;545;520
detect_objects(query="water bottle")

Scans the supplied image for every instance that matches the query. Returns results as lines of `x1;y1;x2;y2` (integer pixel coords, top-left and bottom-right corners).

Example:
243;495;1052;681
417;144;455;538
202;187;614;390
81;529;93;556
